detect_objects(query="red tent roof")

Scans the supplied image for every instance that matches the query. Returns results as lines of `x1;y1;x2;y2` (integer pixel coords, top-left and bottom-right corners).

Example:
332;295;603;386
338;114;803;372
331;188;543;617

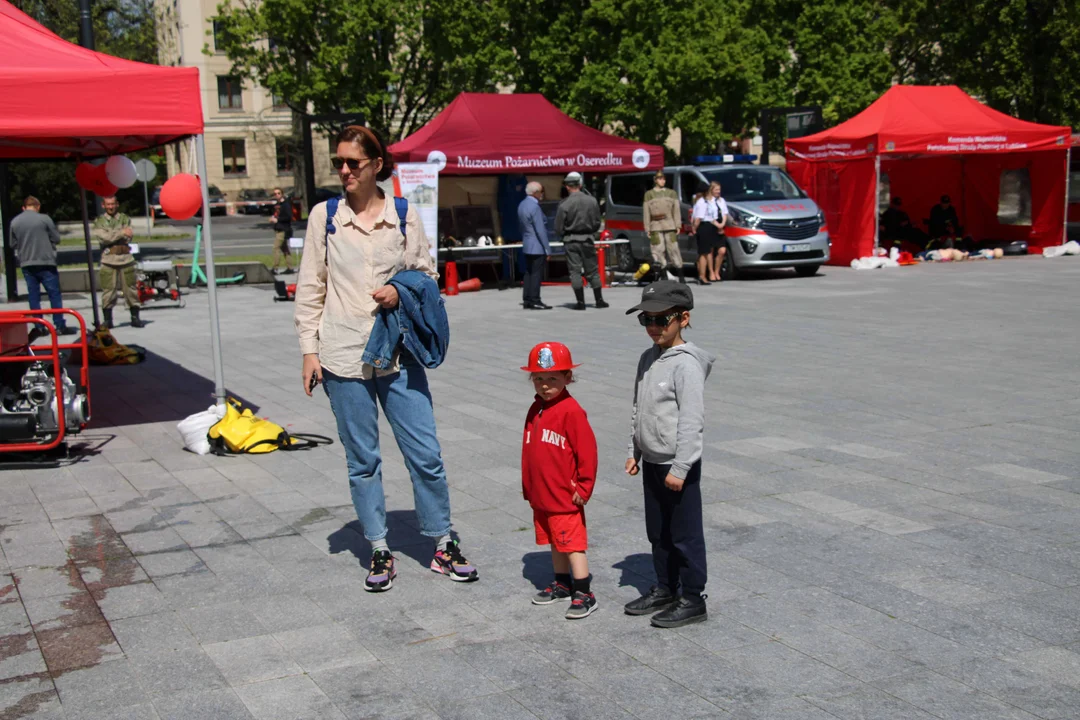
389;93;663;175
786;85;1070;161
0;0;203;159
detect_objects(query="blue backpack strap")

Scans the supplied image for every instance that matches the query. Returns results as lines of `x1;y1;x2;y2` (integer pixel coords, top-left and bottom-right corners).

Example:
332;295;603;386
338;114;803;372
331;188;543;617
324;196;340;264
393;196;408;241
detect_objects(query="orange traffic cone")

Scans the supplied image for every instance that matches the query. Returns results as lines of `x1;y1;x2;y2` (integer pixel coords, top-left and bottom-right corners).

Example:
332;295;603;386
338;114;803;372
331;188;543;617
458;277;481;292
444;261;459;296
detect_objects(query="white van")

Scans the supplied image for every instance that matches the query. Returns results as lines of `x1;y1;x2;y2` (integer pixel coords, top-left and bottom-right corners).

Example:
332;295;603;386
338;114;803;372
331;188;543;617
605;164;830;278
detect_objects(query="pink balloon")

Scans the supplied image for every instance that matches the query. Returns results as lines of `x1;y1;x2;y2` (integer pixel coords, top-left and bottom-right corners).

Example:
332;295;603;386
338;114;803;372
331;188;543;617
160;173;203;220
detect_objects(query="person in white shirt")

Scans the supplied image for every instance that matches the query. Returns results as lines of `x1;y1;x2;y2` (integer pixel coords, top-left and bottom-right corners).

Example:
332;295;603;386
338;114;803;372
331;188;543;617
690;181;729;285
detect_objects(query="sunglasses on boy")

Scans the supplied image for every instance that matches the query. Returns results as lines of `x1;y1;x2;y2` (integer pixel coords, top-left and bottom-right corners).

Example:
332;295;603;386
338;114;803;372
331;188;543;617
637;311;683;328
331;157;374;171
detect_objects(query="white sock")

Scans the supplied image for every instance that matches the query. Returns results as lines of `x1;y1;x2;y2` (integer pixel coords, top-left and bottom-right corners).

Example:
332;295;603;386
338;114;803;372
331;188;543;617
434;534;452;552
371;538;389;554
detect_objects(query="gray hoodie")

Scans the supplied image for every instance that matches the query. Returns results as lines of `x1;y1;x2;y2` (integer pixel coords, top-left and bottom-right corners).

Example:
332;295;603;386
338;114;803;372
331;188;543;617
628;341;715;479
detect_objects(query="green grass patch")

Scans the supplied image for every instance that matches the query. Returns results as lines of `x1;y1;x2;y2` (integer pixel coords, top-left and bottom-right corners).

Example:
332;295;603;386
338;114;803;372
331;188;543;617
175;254;276;266
59;234;191;247
59;253;276;270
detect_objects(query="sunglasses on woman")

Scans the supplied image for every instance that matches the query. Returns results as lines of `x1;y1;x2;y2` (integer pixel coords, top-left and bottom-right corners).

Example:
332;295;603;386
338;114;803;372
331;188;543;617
637;311;682;327
331;157;373;171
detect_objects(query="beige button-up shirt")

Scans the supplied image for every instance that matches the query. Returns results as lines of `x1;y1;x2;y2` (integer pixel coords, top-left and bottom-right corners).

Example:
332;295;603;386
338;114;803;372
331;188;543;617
294;193;438;379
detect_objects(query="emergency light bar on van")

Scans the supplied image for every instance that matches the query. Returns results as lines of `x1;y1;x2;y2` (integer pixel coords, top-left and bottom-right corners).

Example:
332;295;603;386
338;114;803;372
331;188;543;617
693;155;759;164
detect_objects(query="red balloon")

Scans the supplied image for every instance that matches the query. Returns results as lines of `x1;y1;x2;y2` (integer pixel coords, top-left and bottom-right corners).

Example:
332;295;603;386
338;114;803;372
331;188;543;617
95;180;118;197
74;162;96;190
159;173;203;221
87;164;117;197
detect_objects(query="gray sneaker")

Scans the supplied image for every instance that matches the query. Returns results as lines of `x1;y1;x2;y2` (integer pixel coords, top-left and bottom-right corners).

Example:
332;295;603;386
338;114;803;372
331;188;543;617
532;581;572;605
565;591;597;619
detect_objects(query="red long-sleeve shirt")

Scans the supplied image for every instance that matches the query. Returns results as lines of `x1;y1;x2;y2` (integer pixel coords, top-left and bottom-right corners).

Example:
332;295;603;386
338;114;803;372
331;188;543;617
522;390;598;513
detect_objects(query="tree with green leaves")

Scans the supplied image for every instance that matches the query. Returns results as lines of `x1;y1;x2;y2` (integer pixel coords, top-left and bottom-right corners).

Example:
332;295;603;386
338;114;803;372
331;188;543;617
922;0;1080;126
502;0;776;159
212;0;516;140
13;0;158;64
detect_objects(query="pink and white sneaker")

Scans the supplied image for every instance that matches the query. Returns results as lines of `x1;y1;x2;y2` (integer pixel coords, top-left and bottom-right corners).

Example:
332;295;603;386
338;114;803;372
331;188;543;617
430;540;479;582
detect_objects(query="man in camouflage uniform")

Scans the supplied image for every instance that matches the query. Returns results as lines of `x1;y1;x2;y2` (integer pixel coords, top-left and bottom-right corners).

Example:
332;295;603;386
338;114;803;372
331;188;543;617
93;196;143;329
643;170;684;283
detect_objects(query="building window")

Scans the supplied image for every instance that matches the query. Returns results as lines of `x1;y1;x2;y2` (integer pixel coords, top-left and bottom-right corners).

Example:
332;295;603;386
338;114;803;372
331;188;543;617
271;93;288;111
212;19;225;53
998;169;1032;226
222;139;247;175
217;76;242;110
276;138;297;174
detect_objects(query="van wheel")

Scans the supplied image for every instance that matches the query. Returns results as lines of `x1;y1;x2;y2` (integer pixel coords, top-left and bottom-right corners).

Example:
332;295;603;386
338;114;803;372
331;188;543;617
720;252;739;281
615;242;635;272
794;264;820;277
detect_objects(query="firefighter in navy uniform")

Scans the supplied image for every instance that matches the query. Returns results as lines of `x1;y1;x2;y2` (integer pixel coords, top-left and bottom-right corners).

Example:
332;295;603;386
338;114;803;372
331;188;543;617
93;196;143;328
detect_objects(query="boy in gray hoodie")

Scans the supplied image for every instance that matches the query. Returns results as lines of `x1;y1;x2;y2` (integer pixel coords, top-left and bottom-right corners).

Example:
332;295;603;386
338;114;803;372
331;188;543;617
622;280;715;628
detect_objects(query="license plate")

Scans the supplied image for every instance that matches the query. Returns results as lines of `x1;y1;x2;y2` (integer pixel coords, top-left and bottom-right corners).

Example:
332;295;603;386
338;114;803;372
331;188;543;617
784;243;811;253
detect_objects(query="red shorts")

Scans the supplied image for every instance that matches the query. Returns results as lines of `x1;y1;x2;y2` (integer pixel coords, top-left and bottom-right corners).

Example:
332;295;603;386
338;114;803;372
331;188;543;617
533;509;587;552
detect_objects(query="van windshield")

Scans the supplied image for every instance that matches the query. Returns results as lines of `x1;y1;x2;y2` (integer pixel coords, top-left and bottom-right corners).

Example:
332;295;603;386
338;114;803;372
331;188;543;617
702;168;805;202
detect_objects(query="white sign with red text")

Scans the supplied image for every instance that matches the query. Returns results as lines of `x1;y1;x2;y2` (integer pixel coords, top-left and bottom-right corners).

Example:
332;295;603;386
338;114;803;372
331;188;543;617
394;163;440;260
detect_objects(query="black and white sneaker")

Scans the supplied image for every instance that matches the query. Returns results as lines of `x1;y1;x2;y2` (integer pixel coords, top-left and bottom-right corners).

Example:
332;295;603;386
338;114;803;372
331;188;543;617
532;581;572;606
565;591;597;619
365;550;396;592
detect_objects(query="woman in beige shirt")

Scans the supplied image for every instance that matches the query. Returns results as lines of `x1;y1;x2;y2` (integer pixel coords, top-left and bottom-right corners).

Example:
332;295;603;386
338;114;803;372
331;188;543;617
294;125;478;592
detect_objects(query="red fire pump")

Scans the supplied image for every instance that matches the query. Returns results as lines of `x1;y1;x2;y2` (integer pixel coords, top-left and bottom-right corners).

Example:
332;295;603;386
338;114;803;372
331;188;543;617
0;309;91;453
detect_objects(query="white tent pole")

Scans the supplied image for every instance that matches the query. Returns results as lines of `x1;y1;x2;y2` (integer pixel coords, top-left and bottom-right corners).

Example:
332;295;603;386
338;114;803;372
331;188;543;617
194;134;226;405
1065;147;1072;245
873;155;881;251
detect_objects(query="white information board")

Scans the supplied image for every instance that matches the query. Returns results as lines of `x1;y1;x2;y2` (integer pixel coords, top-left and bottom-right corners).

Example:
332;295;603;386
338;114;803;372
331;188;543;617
393;163;440;259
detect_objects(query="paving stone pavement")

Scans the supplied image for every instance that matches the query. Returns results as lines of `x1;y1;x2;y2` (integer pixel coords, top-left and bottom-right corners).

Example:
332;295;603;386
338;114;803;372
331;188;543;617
3;257;1080;719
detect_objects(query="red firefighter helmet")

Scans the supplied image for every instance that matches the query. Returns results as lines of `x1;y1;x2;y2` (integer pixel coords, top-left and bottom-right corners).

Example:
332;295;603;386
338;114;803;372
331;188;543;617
521;342;580;372
599;229;613;242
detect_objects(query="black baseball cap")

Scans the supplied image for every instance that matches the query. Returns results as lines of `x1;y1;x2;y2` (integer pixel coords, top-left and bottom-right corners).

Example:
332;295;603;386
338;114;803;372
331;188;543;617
625;280;694;315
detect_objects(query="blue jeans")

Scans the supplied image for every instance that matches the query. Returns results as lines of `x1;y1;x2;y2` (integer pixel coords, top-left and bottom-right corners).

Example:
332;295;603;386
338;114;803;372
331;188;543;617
323;356;452;542
22;265;67;330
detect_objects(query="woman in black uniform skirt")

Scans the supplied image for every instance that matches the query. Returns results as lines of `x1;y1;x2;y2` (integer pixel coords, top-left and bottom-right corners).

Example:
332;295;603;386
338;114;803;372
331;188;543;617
691;182;726;284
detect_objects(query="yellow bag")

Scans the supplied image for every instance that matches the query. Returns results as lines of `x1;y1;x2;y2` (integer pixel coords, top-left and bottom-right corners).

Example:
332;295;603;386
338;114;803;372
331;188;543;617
207;398;331;455
88;329;145;365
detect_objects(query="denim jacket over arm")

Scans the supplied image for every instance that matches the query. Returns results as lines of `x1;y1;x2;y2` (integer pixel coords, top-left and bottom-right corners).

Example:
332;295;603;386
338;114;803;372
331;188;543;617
362;269;449;370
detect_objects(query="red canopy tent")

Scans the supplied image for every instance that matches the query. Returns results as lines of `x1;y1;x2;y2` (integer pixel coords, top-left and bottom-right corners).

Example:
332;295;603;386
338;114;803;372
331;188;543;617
0;0;227;402
785;85;1072;265
390;93;663;174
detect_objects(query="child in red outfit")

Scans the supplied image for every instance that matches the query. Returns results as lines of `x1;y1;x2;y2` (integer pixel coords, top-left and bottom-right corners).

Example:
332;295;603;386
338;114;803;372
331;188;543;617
521;342;599;619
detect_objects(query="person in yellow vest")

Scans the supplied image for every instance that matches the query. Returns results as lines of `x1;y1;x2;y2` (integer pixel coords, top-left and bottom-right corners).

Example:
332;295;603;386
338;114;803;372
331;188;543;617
643;171;684;283
93;196;143;329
